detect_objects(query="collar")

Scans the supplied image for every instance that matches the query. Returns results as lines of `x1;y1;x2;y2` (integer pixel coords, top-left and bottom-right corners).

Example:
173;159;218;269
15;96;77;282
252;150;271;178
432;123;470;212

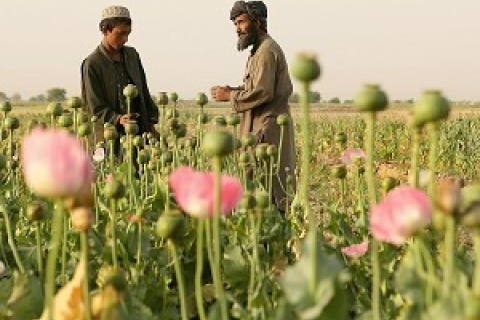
250;33;270;56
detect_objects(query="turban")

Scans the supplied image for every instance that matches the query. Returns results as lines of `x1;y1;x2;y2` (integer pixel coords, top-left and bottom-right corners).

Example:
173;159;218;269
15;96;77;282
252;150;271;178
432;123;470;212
230;1;268;30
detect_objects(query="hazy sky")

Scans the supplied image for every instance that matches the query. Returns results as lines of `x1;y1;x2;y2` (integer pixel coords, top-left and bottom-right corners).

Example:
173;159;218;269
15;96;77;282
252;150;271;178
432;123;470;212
1;0;479;101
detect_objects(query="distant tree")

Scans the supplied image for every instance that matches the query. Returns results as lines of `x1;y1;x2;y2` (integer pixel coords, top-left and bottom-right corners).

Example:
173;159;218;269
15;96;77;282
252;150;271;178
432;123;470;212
309;91;321;103
329;97;341;104
29;94;46;102
46;87;67;101
0;92;7;101
343;99;353;104
405;99;414;104
289;93;299;103
11;93;22;102
289;91;321;103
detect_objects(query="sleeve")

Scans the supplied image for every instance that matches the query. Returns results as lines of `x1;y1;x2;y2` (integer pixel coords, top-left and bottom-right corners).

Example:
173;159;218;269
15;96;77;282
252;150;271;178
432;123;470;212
82;59;120;125
137;54;159;124
230;49;277;112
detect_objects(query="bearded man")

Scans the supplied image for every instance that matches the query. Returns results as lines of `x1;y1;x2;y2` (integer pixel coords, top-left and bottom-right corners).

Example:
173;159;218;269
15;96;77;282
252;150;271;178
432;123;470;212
211;1;296;212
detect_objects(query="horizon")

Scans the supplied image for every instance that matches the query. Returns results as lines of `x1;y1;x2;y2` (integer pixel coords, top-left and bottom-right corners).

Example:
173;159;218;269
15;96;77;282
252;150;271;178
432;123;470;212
1;0;479;101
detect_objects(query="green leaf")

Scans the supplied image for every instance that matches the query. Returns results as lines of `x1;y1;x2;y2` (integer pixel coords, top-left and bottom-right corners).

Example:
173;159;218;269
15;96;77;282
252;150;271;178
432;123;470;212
223;244;249;290
281;232;350;320
7;272;44;320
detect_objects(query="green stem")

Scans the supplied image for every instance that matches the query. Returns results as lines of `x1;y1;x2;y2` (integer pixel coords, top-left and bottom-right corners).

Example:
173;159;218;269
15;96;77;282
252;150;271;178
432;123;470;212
299;81;317;294
136;223;142;270
365;112;377;204
61;213;68;283
0;231;10;269
427;122;438;200
169;240;188;320
35;222;44;279
443;216;455;295
195;220;207;320
410;127;421;187
212;156;229;320
474;230;480;295
80;231;92;320
110;199;118;268
45;201;64;320
1;205;25;273
248;213;259;309
371;239;381;320
276;125;285;175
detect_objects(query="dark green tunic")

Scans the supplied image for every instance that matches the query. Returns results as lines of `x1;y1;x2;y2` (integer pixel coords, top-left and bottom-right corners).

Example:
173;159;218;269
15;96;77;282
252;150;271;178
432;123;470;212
81;44;158;139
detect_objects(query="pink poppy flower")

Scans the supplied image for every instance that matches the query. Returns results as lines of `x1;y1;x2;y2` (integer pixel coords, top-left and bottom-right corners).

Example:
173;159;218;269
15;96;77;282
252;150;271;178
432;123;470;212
340;147;366;166
92;147;105;162
21;128;93;198
169;166;243;218
341;240;369;258
370;186;431;246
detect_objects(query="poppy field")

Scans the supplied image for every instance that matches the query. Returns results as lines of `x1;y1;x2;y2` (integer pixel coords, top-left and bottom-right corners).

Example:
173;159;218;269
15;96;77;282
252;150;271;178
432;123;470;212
1;55;480;320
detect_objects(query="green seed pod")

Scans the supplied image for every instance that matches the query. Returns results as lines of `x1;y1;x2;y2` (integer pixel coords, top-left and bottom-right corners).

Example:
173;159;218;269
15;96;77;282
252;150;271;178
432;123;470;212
162;151;173;164
46;102;63;117
104;180;126;199
175;123;187;138
238;152;250;164
412;90;450;127
255;191;270;210
167;118;179;130
291;53;321;83
123;84;138;99
382;177;398;193
157;92;169;105
169;92;179;104
4;116;20;130
58;113;73;128
196;92;208;106
334;132;347;144
199;113;209;124
226;114;240;126
240;192;256;210
255;144;268;161
103;126;118;141
67;97;82;109
276;114;289;126
76;112;89;124
124;121;139;135
77;123;92;137
266;145;278;158
214;116;227;127
353;84;389;112
156;210;184;239
332;165;347;179
132;136;144;148
241;133;256;148
202;131;234;157
138;150;150;164
91;115;98;123
0;101;12;113
26;202;45;221
165;108;179;119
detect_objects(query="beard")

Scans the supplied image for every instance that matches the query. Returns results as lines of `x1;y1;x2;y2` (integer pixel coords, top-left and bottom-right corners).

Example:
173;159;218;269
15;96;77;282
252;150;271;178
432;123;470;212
237;24;258;51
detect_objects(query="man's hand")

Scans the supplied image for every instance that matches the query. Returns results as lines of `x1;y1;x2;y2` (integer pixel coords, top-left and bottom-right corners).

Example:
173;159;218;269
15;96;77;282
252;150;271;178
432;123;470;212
210;85;232;102
117;113;139;126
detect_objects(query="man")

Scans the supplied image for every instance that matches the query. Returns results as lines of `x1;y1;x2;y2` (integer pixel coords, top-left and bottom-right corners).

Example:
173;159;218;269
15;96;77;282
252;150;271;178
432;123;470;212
211;1;296;211
81;5;158;141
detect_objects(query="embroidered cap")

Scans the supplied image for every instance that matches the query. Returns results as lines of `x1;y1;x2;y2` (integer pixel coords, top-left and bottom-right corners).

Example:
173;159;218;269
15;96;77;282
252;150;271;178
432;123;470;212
101;5;130;20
